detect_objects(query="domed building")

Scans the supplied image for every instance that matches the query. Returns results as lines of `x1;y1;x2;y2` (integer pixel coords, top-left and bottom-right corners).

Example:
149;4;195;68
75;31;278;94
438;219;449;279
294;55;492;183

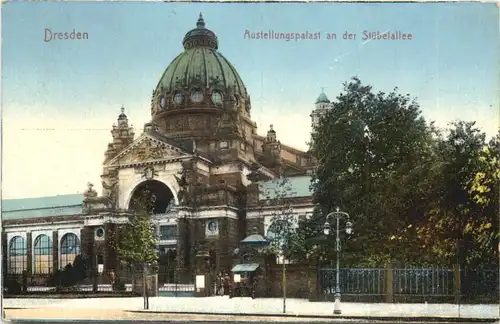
2;14;327;293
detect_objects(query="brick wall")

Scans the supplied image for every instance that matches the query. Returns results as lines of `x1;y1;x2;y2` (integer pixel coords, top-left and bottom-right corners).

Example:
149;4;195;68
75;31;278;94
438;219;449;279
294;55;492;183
265;263;314;299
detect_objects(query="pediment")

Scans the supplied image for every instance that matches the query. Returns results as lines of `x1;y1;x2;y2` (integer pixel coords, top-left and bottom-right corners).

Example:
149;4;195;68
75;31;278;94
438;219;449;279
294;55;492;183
106;133;191;166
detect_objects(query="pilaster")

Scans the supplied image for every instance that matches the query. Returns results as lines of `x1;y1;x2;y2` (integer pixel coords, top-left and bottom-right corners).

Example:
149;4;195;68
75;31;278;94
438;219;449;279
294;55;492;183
52;231;59;272
26;232;32;274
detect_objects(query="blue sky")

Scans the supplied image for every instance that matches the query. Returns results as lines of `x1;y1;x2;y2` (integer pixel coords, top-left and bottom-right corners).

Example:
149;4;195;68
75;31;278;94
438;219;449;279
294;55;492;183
2;2;499;198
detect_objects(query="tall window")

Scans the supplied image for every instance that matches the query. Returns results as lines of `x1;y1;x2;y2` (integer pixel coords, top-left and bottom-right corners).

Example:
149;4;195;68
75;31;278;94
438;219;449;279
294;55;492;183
60;233;80;268
159;225;177;241
8;236;27;274
34;234;53;274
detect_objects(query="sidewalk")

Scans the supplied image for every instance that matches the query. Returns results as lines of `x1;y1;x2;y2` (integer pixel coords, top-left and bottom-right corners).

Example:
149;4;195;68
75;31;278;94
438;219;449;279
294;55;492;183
4;296;499;321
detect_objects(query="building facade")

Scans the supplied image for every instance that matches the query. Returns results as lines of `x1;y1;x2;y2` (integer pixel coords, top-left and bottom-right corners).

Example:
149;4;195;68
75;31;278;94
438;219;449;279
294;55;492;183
2;14;333;285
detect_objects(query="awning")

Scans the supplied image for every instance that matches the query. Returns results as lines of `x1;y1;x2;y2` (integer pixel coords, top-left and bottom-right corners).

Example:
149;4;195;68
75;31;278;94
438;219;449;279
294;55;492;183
231;263;260;273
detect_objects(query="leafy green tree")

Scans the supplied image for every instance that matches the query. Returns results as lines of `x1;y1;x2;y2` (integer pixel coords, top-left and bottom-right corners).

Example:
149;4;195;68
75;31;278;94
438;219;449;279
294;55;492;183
260;176;297;257
116;201;158;267
303;77;439;266
469;130;500;265
259;174;297;313
115;188;158;308
420;124;498;267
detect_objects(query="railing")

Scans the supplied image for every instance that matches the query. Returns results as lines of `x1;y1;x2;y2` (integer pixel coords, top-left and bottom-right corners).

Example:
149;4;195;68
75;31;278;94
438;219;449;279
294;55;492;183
3;271;195;295
319;268;386;296
318;267;499;303
393;268;454;296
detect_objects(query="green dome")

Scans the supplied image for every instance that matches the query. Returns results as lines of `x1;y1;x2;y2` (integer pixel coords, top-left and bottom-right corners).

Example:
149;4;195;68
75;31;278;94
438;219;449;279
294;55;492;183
155;13;247;97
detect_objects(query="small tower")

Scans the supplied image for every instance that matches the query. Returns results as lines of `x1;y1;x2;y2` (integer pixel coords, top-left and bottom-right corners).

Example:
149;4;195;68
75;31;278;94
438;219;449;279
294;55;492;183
261;124;282;171
310;89;331;130
104;106;135;162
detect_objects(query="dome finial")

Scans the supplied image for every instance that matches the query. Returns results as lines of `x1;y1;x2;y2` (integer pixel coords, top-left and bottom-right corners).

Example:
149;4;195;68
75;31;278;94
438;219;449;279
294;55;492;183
120;105;125;114
197;12;205;28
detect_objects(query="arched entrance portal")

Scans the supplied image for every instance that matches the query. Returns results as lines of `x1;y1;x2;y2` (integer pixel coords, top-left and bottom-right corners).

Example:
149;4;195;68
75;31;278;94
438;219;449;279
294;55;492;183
128;180;175;214
128;180;178;286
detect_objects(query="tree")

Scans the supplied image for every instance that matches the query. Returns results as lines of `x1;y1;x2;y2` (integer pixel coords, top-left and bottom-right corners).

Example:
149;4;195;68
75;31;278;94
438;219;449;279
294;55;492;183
259;175;297;313
468;130;500;265
420;124;499;267
115;188;158;309
305;77;439;266
261;176;297;254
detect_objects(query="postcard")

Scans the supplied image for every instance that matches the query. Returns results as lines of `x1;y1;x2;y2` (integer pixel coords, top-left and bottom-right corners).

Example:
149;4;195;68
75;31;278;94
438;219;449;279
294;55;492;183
2;1;499;322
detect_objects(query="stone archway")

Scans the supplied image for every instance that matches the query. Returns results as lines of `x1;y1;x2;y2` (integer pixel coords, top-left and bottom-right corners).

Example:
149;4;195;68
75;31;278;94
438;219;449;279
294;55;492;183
128;180;179;288
128;180;175;214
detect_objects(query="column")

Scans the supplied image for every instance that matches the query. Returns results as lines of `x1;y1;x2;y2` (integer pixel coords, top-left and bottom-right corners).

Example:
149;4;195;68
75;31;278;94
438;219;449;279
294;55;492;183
26;232;32;274
2;233;7;277
52;231;59;273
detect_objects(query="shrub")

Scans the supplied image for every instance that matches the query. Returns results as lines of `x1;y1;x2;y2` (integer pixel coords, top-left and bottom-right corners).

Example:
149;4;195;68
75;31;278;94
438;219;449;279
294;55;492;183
4;277;22;294
112;279;127;292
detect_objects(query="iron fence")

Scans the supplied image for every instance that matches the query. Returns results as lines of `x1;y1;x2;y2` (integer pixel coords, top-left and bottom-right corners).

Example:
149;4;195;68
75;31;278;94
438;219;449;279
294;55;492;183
392;268;454;296
319;268;386;296
319;267;499;302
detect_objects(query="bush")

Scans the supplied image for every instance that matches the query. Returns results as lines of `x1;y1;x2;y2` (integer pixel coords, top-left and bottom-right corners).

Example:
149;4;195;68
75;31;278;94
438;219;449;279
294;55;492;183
47;264;79;291
112;279;126;292
4;277;22;294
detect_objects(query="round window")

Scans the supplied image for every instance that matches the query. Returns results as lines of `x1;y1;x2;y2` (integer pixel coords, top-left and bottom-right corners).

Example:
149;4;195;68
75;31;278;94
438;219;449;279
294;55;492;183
173;92;184;105
190;90;204;103
159;95;166;108
96;228;105;238
211;91;223;105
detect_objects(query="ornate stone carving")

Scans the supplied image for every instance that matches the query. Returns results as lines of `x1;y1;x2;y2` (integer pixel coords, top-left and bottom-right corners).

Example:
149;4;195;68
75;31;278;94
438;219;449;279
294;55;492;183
115;138;182;164
141;165;158;180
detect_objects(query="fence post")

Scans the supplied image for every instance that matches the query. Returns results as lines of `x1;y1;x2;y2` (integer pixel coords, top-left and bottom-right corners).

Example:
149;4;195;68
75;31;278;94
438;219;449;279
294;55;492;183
385;263;393;303
454;264;461;303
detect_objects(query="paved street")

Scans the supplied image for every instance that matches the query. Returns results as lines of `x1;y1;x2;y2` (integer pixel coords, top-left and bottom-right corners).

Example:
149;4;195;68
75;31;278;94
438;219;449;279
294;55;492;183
3;297;499;320
3;308;497;323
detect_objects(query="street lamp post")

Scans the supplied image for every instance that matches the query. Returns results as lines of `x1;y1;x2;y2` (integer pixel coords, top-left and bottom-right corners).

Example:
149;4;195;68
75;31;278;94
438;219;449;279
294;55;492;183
323;207;353;315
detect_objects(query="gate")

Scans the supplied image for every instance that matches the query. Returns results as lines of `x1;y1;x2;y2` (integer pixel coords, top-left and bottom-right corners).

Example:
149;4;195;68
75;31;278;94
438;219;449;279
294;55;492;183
157;249;195;297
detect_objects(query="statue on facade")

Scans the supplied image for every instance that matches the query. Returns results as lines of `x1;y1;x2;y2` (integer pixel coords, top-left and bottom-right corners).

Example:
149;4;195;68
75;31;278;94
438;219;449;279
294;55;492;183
83;182;106;213
174;167;188;204
83;182;98;199
102;178;119;209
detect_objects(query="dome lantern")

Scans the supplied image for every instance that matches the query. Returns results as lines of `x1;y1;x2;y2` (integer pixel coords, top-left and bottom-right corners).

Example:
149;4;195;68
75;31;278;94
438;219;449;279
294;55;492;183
182;12;218;50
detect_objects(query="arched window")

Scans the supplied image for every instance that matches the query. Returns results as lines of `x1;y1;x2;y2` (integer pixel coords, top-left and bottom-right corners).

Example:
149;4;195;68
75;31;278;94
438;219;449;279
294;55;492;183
34;234;53;274
8;236;27;274
60;233;80;268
